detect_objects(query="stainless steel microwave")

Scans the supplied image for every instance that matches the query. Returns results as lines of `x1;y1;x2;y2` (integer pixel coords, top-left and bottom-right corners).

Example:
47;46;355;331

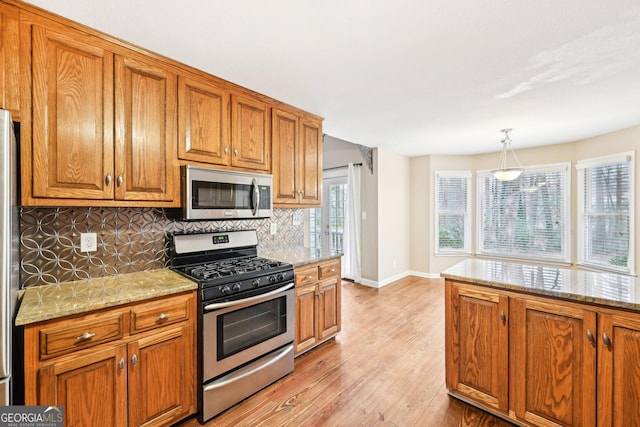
181;165;273;220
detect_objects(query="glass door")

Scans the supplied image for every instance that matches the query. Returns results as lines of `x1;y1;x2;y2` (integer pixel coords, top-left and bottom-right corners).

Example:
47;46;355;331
310;173;348;256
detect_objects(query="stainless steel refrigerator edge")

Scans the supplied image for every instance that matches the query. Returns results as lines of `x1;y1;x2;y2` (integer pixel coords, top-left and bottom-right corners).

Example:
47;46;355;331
0;109;19;404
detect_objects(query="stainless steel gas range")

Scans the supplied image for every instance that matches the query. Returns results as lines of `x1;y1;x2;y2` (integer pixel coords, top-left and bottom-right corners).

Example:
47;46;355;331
169;230;295;422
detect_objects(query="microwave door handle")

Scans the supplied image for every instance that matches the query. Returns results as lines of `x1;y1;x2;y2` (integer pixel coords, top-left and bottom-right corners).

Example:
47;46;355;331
251;177;259;216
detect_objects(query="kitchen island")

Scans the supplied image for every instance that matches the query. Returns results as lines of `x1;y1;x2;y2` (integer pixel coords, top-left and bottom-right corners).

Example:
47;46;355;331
441;259;640;427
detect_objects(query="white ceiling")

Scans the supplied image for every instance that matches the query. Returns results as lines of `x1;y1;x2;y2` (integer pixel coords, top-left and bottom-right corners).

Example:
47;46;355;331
25;0;640;156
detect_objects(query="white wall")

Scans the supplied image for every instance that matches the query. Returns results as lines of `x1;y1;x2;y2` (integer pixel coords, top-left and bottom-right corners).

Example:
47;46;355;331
376;148;411;285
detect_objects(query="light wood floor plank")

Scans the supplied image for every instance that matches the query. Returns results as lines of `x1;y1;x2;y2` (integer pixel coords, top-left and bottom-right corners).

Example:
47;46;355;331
178;277;513;426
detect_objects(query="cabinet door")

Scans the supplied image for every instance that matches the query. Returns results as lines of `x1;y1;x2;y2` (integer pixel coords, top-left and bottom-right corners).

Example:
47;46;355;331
510;298;596;427
230;93;270;171
0;3;20;119
31;25;114;200
38;345;127;427
445;281;509;413
178;76;229;165
597;311;640;426
298;117;322;205
115;54;177;202
318;278;341;340
272;108;298;204
294;284;318;355
128;325;195;426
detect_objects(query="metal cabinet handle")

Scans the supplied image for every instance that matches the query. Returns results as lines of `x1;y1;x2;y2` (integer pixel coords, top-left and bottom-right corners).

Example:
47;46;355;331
233;148;238;156
157;313;169;321
105;174;112;185
306;275;313;280
76;332;96;341
586;329;595;344
131;354;138;366
119;358;125;370
116;175;123;187
224;146;229;154
602;332;612;348
329;268;336;273
499;311;506;324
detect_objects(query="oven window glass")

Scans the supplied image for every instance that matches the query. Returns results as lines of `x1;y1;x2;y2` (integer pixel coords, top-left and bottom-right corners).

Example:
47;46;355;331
217;295;288;360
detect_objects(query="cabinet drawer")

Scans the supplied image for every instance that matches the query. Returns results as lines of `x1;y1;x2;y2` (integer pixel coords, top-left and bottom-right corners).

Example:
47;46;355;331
318;260;340;280
40;313;125;359
130;293;191;334
295;266;319;287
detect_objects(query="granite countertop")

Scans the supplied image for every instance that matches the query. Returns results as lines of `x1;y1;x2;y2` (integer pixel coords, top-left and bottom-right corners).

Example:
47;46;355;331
260;248;342;267
441;259;640;312
15;269;198;326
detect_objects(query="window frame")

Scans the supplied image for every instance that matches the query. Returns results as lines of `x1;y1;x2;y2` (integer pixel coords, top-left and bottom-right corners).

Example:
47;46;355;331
576;151;635;275
434;170;472;255
476;162;571;264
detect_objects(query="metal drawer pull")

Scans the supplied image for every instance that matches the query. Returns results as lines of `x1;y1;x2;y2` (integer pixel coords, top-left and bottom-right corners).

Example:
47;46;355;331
119;358;125;370
157;313;170;321
586;329;595;344
499;311;506;324
329;268;336;273
131;354;138;366
76;332;96;341
602;332;612;347
306;275;313;280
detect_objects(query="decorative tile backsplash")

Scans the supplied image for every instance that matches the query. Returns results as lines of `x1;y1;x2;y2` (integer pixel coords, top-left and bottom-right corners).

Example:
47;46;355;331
19;207;305;288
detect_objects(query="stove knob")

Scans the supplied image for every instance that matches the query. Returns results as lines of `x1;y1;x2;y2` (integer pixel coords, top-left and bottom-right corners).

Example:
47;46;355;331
232;283;241;292
219;285;231;295
251;279;260;287
276;273;285;282
268;275;276;283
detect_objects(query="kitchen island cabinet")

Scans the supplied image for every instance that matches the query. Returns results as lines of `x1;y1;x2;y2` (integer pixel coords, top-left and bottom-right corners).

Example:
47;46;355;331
442;259;640;427
17;270;197;427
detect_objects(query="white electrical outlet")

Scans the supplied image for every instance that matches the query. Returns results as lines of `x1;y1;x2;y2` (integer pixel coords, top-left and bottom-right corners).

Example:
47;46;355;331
80;232;97;252
270;223;278;235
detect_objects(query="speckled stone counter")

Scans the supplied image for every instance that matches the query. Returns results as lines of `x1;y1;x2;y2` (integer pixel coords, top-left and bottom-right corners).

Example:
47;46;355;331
441;259;640;312
260;248;342;267
15;269;198;326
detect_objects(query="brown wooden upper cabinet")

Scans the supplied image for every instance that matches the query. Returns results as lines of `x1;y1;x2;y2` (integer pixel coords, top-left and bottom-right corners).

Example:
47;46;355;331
0;2;20;121
272;107;322;206
23;20;177;206
230;93;271;171
177;75;229;166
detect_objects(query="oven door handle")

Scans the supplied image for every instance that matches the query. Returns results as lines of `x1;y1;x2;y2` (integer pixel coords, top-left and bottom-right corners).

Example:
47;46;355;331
204;282;294;311
203;344;294;392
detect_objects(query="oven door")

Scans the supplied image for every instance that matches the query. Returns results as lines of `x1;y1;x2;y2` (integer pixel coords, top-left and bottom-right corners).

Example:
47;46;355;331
202;282;294;382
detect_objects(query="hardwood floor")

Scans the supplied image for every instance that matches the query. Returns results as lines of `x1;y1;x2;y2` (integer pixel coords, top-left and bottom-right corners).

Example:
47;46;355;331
177;276;513;426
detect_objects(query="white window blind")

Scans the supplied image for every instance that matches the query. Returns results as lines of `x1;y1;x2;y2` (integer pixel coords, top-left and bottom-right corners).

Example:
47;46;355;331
435;171;471;253
478;163;570;262
577;152;634;274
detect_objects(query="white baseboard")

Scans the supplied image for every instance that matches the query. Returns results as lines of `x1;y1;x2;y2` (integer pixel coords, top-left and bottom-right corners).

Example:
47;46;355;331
356;270;442;288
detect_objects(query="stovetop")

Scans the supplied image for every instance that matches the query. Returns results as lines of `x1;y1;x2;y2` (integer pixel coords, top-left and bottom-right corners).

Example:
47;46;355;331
168;230;294;302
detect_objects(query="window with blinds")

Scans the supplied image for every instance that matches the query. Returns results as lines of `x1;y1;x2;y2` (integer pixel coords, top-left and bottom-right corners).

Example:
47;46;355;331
577;152;635;274
477;163;570;262
435;171;471;253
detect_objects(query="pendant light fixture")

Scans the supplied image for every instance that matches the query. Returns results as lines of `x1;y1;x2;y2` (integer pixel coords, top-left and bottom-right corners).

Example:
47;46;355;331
491;128;523;181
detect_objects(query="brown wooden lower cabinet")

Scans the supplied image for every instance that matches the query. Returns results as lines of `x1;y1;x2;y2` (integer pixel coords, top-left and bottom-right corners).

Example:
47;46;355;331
294;258;341;355
24;292;196;427
445;279;640;427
